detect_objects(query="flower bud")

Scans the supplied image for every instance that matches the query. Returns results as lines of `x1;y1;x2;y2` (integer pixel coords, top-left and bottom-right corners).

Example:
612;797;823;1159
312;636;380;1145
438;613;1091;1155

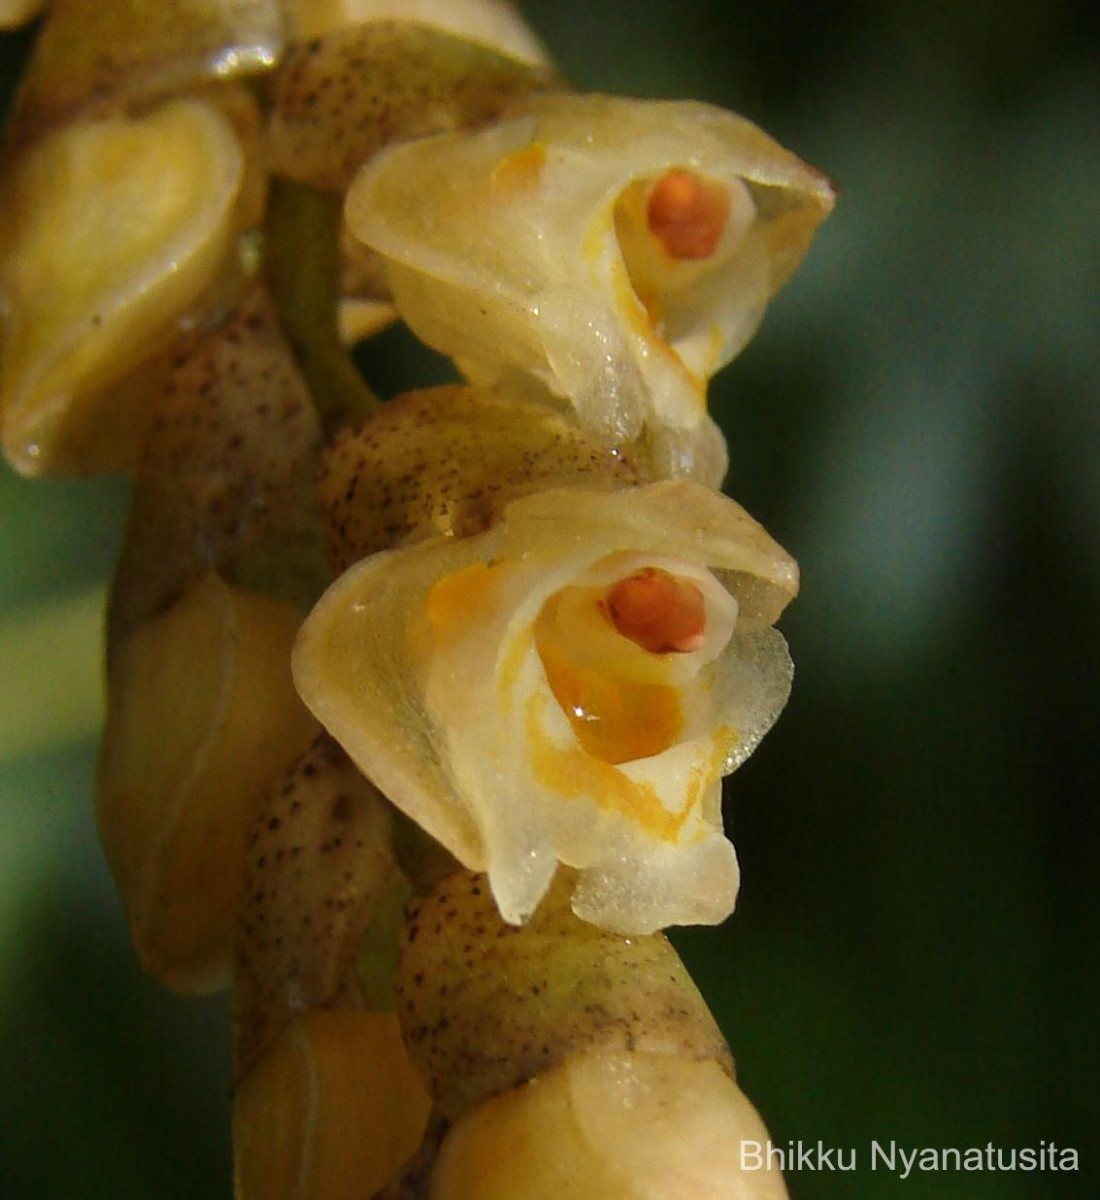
294;479;797;933
0;0;46;30
431;1051;789;1200
108;286;328;645
346;94;835;446
98;571;320;991
267;21;555;193
235;734;402;1073
0;99;248;475
4;0;282;149
284;0;550;65
319;385;641;569
396;870;730;1120
234;1008;432;1200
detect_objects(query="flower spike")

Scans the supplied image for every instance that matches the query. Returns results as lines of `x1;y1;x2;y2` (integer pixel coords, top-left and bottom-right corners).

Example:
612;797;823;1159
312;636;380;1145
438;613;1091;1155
0;3;828;1191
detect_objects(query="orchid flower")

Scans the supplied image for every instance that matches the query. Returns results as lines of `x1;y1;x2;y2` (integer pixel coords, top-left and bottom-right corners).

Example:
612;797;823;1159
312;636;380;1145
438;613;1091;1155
346;93;835;447
294;477;798;933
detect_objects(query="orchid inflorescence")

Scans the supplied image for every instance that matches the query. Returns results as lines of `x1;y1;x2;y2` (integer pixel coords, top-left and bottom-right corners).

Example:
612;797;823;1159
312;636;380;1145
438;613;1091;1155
0;2;834;1196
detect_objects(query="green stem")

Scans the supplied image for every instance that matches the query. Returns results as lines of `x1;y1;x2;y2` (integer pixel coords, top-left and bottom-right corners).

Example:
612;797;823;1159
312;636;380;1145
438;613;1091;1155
265;178;381;433
391;807;463;895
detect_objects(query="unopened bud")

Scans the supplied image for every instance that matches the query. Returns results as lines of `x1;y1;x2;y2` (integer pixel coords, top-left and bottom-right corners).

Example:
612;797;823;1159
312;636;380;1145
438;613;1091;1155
109;286;327;644
268;22;555;193
5;0;282;149
284;0;550;65
234;1008;432;1200
0;100;248;475
97;572;319;991
319;385;640;569
431;1050;789;1200
395;870;731;1120
235;734;403;1073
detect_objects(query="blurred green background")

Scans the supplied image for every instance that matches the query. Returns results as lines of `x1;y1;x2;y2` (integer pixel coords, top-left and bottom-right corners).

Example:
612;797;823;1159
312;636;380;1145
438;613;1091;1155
1;2;1097;1197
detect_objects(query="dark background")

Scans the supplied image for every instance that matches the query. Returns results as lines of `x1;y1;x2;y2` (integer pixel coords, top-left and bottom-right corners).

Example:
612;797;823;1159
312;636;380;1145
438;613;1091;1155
1;3;1097;1197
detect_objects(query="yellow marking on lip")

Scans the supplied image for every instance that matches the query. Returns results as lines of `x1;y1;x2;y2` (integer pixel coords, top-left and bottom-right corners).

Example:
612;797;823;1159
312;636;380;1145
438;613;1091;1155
538;652;683;765
526;691;691;841
533;582;686;763
581;207;654;348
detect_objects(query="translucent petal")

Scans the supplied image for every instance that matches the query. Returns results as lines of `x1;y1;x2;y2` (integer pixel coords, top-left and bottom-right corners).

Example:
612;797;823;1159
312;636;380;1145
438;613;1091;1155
347;94;835;444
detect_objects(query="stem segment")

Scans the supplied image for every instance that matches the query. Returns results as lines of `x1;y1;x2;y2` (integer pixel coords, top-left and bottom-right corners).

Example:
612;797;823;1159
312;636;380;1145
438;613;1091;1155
265;178;381;433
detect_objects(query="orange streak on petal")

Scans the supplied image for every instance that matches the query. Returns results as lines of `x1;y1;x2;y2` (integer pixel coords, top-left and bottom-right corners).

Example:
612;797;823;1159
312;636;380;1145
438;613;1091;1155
491;141;548;192
526;692;691;841
426;562;502;647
